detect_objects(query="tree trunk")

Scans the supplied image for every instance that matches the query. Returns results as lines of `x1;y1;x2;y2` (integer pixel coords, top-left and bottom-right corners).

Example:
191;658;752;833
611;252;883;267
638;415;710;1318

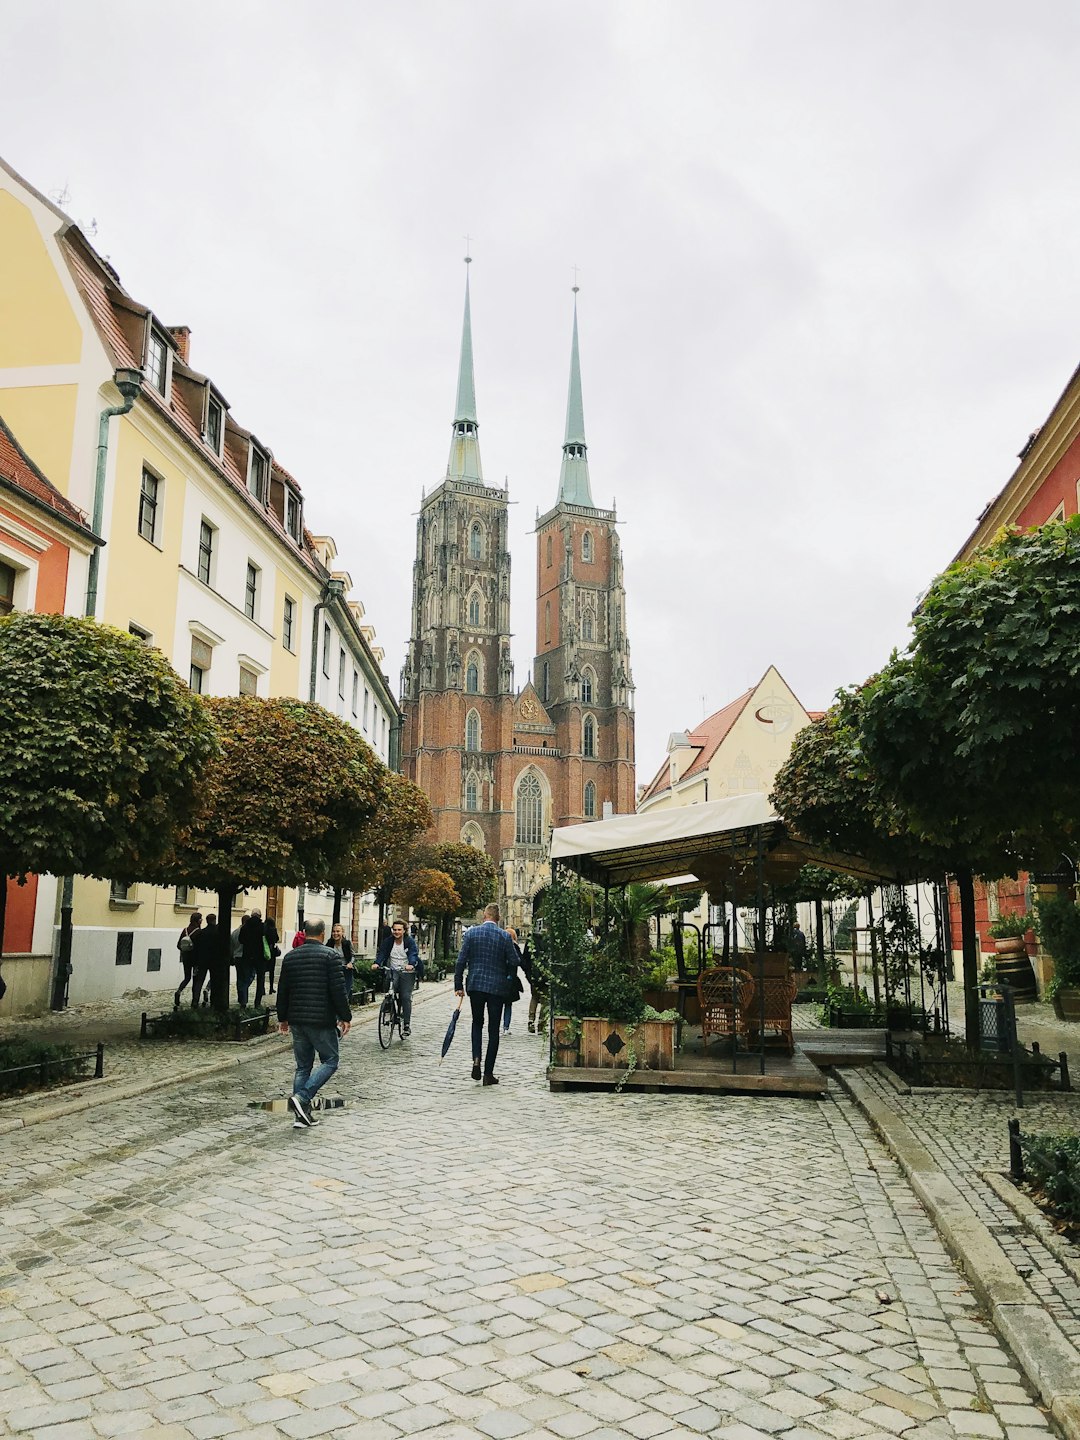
0;869;7;964
332;886;343;926
212;886;236;1013
957;870;980;1051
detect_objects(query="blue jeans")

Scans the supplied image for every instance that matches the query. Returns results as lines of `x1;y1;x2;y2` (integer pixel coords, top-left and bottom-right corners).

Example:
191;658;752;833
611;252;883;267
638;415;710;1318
502;1001;514;1031
291;1023;340;1104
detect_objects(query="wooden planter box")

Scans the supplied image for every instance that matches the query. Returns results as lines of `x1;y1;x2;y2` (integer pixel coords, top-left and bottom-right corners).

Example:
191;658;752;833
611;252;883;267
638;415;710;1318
552;1016;677;1071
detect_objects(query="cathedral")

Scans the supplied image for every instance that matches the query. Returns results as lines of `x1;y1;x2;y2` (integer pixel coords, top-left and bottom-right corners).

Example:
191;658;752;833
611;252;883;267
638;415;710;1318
400;263;636;929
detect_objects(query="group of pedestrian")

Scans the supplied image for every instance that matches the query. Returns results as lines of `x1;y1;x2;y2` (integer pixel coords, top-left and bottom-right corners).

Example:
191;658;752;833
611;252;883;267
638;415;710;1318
174;912;218;1009
174;909;281;1010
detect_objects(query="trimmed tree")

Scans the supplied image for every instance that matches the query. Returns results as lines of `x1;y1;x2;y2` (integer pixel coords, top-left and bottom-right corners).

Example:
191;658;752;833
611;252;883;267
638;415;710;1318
159;697;382;1010
414;842;500;959
0;613;217;957
394;868;461;939
330;770;433;936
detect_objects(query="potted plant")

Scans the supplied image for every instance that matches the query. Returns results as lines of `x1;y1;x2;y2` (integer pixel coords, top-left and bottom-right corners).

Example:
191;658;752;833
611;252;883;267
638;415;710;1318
986;911;1037;999
1035;892;1080;1020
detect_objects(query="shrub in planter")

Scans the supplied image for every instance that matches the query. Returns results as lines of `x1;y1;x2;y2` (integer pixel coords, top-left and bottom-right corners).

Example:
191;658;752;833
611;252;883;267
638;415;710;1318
1035;893;1080;1012
989;912;1032;940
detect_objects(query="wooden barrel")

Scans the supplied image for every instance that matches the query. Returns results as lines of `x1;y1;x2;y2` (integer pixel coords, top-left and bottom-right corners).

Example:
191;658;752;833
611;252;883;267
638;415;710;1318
995;939;1038;999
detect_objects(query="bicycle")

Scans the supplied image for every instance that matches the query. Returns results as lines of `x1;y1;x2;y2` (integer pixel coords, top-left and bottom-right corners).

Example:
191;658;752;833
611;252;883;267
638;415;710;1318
377;968;406;1048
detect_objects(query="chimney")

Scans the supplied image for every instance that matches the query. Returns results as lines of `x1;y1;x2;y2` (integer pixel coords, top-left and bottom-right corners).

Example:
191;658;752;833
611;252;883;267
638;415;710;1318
168;326;191;364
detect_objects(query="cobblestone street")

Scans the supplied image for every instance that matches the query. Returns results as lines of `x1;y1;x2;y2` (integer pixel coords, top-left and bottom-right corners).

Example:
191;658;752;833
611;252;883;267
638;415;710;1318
0;983;1058;1440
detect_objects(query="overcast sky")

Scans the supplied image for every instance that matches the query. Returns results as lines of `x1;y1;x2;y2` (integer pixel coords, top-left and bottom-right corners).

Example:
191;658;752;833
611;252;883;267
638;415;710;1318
6;1;1080;784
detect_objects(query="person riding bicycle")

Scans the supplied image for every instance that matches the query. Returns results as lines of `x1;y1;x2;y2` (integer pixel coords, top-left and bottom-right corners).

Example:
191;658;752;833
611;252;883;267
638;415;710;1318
373;920;423;1035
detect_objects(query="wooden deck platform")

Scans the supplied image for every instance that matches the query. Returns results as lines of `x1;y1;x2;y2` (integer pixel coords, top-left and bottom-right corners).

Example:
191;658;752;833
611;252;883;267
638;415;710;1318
546;1025;901;1097
547;1037;828;1096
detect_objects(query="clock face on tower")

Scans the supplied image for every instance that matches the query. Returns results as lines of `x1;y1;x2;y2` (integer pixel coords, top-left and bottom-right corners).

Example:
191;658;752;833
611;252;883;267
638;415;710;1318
520;695;537;720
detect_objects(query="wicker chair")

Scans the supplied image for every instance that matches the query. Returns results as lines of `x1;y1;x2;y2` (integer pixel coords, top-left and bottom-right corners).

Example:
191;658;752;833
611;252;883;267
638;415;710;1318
743;953;798;1053
698;967;755;1050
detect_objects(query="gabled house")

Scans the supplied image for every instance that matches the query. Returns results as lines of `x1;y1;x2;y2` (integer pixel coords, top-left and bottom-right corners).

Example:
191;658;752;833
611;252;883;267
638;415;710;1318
638;666;817;815
0;153;400;1007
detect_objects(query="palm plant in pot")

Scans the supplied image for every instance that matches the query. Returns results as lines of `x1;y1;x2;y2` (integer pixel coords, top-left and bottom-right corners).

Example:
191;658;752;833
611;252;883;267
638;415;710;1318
1035;892;1080;1020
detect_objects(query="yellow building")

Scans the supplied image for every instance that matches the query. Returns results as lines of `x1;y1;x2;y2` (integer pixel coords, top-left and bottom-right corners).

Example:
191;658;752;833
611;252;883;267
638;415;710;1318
0;155;398;1010
637;666;816;815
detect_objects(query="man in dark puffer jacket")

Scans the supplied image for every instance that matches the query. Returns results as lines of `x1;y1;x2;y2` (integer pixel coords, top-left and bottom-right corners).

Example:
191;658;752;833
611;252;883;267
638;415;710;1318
277;918;352;1128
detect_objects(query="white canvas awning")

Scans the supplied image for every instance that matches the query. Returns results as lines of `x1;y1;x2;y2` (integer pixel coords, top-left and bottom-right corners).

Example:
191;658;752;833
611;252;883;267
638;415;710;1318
550;793;898;893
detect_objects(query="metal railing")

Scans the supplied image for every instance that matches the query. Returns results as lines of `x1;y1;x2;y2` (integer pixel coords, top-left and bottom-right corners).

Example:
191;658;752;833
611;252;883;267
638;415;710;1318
0;1043;104;1097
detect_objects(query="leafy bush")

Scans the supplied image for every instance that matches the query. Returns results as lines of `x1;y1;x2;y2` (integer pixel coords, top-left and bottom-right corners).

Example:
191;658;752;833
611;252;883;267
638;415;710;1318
576;948;646;1024
1035;893;1080;989
1021;1131;1080;1226
644;948;679;989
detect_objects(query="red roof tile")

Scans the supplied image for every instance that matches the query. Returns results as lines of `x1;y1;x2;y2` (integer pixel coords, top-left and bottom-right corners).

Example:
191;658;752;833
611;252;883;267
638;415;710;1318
638;689;755;804
59;228;321;580
0;414;94;535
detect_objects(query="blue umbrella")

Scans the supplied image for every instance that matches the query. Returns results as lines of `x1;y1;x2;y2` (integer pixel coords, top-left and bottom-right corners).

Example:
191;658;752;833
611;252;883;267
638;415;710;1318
441;996;464;1061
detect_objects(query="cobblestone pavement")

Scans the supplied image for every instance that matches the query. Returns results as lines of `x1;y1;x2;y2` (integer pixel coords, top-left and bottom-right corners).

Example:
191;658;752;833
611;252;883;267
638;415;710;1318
0;990;1059;1440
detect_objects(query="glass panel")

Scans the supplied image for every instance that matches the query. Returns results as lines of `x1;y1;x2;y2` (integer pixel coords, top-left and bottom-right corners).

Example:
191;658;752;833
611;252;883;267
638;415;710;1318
198;521;213;584
515;773;543;846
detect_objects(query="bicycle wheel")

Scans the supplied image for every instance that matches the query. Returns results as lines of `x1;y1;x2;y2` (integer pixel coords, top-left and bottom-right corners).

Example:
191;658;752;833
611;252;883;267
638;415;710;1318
378;995;396;1049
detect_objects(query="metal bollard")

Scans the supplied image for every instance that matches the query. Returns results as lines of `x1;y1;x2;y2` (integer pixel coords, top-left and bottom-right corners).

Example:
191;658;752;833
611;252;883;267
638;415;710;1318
95;1042;104;1079
1008;1116;1025;1182
1061;1051;1071;1092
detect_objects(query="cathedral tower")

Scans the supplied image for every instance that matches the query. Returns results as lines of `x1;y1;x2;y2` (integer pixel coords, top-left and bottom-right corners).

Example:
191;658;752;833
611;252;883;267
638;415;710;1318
533;292;636;824
400;260;515;854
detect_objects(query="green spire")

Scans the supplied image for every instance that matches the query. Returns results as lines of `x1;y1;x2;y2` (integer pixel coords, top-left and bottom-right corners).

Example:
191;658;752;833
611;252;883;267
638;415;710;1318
454;260;477;425
558;290;594;506
447;257;483;481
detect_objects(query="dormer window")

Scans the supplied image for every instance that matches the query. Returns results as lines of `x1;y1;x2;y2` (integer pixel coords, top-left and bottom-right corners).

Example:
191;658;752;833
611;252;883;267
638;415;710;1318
286;491;301;542
248;445;267;503
146;328;169;396
205;395;223;456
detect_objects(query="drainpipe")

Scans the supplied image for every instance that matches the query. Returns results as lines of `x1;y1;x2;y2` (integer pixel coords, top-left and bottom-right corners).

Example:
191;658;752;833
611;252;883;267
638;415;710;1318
85;366;143;619
55;369;143;1009
309;576;347;700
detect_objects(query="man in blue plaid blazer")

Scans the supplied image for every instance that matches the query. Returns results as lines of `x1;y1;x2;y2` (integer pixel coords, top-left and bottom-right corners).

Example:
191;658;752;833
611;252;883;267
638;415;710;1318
454;903;519;1085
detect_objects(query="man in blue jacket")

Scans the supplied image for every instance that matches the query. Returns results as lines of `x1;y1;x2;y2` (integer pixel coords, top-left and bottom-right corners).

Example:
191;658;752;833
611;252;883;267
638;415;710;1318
454;903;519;1086
373;919;423;1035
277;919;352;1128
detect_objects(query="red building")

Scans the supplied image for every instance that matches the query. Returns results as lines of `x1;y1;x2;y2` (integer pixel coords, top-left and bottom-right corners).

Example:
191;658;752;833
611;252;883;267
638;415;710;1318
946;363;1080;975
400;272;635;931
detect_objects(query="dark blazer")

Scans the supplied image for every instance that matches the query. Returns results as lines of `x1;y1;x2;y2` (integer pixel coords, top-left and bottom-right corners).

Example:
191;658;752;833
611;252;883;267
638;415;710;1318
190;924;218;971
276;943;352;1029
375;931;423;975
454;921;518;996
240;915;266;965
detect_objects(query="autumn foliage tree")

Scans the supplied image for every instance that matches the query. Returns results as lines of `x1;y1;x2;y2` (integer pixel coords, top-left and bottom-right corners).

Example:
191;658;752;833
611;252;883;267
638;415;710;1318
0;614;217;956
159;697;383;1009
413;841;500;957
395;868;461;927
330;769;432;932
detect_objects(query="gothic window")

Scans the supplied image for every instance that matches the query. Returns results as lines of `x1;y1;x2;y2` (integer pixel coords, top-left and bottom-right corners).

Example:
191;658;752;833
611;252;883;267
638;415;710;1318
542;662;549;702
465;774;479;811
466;709;480;751
515;772;543;846
544;601;551;644
581;668;594;704
468;592;482;627
546;534;553;567
430;524;439;564
461;822;485;850
469;522;483;561
583;714;596;758
584;781;596;818
582;607;594;642
582;530;593;563
466;652;480;694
